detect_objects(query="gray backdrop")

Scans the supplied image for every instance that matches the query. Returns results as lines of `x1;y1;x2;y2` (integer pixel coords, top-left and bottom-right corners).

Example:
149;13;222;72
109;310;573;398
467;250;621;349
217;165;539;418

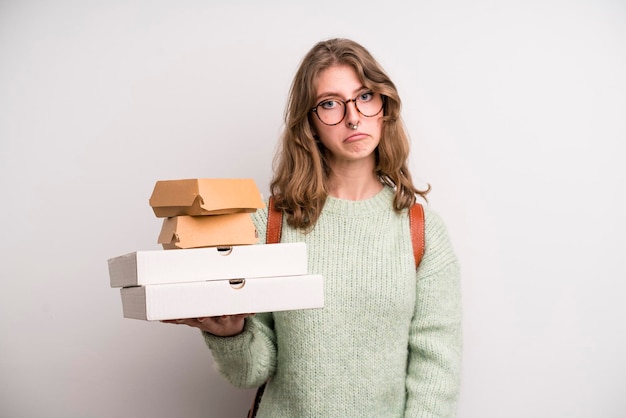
1;1;625;417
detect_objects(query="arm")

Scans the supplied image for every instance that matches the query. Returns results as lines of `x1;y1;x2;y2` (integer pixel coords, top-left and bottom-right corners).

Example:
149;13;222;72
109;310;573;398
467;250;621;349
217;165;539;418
202;312;277;388
405;210;463;418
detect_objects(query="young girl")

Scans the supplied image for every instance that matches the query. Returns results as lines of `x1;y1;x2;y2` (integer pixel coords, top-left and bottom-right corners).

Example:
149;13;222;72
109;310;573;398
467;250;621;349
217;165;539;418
171;38;462;417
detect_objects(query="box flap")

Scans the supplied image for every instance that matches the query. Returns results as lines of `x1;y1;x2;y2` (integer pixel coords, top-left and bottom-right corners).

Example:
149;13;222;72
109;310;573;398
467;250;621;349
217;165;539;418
149;179;200;207
157;218;180;247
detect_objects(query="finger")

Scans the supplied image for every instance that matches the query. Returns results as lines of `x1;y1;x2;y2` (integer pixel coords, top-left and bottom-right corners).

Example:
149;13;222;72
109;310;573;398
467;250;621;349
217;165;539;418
234;313;256;320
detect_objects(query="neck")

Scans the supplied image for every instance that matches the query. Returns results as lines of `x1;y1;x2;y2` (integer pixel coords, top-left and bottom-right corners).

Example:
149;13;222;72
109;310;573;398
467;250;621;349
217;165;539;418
326;157;383;201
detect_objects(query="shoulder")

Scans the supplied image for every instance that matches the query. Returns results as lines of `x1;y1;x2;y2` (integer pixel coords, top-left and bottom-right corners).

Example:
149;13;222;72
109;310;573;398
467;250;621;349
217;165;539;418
409;203;449;239
419;205;458;275
422;205;448;238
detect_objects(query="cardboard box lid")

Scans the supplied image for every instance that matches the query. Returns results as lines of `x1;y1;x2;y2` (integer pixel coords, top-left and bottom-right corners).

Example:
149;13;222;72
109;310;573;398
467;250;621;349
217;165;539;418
158;212;259;249
149;178;265;217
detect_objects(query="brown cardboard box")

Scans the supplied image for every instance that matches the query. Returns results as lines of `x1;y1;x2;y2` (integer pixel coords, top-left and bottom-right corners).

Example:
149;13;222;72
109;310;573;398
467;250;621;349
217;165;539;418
149;178;265;218
158;212;259;249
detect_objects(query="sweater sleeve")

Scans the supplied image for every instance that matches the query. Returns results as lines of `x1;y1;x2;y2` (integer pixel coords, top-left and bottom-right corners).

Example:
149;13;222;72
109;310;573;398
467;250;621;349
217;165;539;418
405;208;463;418
202;312;277;388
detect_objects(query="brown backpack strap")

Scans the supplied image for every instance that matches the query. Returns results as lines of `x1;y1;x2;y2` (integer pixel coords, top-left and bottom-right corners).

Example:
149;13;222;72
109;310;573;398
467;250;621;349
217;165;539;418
247;383;266;418
248;197;281;417
409;203;425;268
266;196;283;244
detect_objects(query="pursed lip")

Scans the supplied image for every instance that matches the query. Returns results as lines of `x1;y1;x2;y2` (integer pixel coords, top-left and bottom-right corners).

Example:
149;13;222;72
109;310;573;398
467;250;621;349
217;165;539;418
344;132;368;143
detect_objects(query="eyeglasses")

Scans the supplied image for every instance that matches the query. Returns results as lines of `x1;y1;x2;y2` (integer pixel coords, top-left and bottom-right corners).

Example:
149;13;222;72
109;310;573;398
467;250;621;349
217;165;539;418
311;91;384;126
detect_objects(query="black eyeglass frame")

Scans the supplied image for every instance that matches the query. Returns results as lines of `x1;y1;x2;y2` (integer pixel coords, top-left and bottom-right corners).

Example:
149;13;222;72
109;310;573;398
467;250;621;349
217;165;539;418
310;92;385;126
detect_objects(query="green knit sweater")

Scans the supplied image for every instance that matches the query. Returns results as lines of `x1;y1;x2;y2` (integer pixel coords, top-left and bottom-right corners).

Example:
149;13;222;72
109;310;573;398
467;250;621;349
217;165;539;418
204;186;462;417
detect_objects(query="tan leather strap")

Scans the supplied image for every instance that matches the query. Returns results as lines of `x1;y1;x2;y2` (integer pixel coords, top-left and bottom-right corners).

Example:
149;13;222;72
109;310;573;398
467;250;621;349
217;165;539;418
247;383;265;418
409;203;425;268
266;196;283;244
249;196;281;418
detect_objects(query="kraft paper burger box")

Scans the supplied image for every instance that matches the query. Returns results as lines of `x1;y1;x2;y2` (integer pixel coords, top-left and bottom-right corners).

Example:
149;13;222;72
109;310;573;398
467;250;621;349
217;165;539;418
158;212;259;249
119;274;324;320
149;178;265;218
108;242;309;288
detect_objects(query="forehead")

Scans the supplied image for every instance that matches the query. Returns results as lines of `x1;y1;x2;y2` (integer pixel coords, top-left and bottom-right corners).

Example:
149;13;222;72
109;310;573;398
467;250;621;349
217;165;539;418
315;65;363;97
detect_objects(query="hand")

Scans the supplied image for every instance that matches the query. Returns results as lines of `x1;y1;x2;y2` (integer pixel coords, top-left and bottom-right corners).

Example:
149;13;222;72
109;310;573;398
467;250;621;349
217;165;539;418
161;314;253;337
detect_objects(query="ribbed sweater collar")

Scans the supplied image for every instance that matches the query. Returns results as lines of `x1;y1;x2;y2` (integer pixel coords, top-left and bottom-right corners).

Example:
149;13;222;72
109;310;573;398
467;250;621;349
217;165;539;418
321;185;395;215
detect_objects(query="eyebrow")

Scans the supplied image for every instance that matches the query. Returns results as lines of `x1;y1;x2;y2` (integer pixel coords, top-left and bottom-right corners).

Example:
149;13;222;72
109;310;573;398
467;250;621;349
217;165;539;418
315;85;369;102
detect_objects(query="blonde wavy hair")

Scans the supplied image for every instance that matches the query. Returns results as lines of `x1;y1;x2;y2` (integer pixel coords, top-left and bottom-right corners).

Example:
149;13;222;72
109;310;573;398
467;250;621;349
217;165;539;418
270;38;429;231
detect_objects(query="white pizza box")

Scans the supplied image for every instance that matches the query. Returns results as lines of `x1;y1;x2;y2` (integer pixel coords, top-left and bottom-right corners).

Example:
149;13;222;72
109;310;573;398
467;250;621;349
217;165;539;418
119;274;324;320
108;243;308;288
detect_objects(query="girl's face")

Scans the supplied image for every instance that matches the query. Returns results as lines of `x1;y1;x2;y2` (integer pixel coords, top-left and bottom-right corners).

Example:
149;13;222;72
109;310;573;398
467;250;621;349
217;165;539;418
311;65;383;166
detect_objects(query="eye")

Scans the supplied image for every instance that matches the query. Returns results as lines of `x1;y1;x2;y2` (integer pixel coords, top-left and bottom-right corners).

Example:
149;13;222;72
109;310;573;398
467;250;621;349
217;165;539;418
320;99;338;110
358;92;374;102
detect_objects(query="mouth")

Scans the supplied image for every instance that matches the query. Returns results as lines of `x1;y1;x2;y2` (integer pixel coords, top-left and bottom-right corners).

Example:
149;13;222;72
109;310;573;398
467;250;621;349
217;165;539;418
344;132;368;143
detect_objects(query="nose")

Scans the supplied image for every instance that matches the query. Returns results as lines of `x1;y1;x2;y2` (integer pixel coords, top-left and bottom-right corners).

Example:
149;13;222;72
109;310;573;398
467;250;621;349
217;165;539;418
345;99;360;127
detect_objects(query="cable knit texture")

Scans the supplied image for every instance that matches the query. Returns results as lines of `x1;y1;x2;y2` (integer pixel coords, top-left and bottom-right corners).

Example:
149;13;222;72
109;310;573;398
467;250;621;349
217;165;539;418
204;186;462;417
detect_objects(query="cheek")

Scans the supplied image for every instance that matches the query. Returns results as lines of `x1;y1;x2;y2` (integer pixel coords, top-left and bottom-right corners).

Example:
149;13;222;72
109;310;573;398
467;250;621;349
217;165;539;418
366;116;384;138
317;132;335;150
312;117;328;133
313;122;335;144
375;114;384;130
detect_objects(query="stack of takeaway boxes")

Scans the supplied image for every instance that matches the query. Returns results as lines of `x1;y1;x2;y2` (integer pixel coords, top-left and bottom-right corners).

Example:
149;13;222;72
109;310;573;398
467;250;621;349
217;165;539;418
107;178;324;321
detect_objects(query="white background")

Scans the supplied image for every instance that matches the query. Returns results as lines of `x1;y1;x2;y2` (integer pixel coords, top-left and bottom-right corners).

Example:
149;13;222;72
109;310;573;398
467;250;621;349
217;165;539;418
1;1;625;417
